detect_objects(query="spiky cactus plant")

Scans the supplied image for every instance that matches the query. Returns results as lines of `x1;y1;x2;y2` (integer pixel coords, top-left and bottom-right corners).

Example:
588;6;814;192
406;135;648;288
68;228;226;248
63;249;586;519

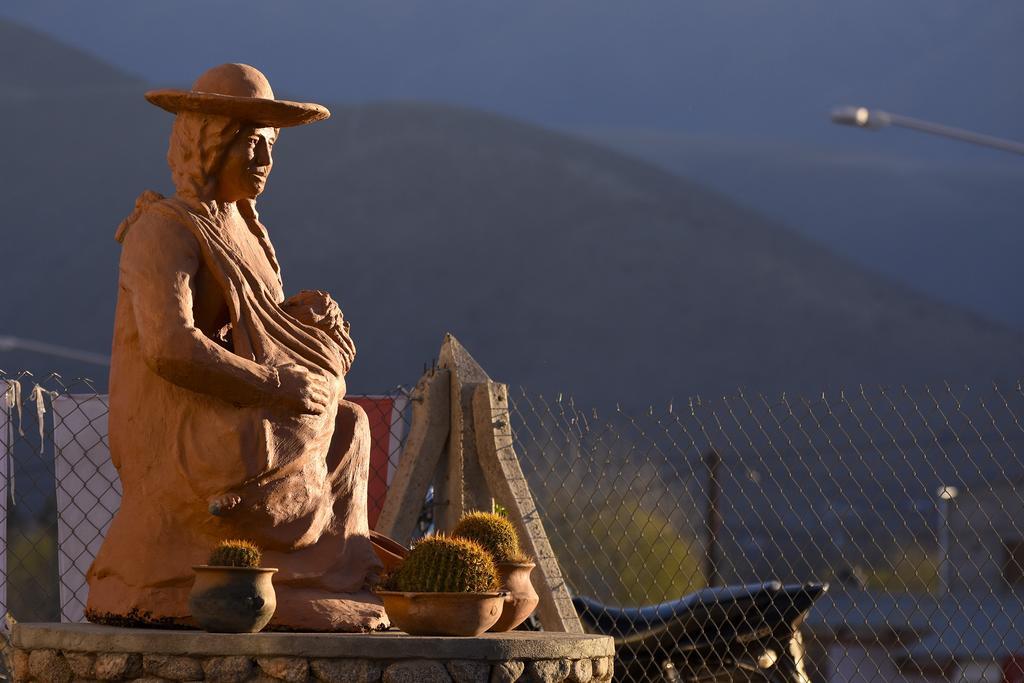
389;535;499;593
208;539;262;568
452;511;527;563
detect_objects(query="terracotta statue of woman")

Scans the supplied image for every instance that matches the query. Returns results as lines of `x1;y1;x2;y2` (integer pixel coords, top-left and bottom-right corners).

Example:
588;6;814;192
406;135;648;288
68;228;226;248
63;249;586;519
86;63;386;632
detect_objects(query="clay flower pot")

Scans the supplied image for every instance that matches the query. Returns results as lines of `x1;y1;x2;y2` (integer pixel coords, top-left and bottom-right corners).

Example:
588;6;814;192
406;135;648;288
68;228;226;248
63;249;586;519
370;530;410;575
189;565;278;633
490;561;540;632
376;591;507;636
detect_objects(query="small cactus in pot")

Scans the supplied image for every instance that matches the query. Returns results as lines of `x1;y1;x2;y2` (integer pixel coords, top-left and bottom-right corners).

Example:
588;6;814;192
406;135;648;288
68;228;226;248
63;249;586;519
386;535;499;593
189;539;278;633
208;539;262;567
376;535;506;636
452;511;527;563
453;511;539;632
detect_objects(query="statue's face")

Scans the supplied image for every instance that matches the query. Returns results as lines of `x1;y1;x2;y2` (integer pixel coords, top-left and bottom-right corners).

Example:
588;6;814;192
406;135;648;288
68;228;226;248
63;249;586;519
215;126;277;202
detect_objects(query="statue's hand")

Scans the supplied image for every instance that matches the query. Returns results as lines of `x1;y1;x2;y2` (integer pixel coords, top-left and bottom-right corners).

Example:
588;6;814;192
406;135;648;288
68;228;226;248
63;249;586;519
208;493;241;516
274;364;332;414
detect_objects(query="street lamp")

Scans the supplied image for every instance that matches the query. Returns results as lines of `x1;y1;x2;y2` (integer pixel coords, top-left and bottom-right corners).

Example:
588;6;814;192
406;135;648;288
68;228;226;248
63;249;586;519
831;106;1024;156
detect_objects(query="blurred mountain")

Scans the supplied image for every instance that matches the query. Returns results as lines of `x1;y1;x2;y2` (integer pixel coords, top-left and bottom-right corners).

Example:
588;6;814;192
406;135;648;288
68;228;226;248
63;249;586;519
0;18;143;98
2;3;1021;335
0;18;1022;402
589;130;1024;329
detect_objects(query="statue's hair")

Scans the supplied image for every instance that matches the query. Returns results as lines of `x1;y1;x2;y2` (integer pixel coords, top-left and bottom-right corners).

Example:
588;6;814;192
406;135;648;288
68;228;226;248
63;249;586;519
166;111;239;201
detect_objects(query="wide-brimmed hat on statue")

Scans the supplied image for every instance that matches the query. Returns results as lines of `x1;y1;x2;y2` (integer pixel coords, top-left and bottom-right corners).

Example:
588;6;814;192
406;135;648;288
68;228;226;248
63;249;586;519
145;63;330;127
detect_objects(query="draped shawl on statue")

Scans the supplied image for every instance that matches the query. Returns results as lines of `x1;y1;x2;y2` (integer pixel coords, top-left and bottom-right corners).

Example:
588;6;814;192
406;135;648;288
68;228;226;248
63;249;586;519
115;194;347;544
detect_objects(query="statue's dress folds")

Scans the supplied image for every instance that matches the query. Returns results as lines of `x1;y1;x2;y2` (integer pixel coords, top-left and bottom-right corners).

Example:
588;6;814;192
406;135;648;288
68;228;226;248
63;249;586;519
86;194;386;631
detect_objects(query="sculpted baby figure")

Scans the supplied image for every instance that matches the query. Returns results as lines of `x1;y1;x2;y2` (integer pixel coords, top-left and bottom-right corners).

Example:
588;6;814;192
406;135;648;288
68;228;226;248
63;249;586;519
86;64;386;632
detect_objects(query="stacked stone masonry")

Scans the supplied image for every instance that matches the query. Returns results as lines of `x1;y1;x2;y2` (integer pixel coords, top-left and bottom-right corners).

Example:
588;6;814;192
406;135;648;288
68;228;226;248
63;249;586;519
11;625;613;683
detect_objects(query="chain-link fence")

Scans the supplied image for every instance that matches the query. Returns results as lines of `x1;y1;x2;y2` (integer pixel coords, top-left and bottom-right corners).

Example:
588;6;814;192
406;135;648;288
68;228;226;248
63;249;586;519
510;380;1024;682
3;370;1024;682
0;371;412;628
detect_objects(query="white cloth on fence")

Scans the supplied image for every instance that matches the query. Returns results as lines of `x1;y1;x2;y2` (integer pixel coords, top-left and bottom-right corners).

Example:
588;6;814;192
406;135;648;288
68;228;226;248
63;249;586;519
52;394;119;623
0;381;15;621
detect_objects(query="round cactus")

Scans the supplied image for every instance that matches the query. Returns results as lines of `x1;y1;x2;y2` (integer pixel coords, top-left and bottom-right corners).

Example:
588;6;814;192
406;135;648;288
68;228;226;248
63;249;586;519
208;539;262;568
453;511;526;563
389;535;498;593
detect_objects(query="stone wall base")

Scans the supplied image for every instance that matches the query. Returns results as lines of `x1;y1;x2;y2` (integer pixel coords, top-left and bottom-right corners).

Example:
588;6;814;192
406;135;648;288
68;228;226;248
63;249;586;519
11;624;613;683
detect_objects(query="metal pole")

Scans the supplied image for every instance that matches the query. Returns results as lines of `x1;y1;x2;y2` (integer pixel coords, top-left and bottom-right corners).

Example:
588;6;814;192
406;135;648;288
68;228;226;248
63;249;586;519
705;448;722;587
0;335;111;366
937;497;950;594
888;112;1024;156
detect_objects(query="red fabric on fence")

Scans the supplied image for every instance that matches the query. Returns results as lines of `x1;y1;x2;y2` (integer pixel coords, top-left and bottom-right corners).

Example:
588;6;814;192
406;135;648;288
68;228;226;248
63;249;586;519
347;396;406;529
1004;656;1024;683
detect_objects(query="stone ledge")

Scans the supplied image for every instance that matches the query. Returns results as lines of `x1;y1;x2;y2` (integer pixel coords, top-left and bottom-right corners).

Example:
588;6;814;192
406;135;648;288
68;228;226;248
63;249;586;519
13;623;614;661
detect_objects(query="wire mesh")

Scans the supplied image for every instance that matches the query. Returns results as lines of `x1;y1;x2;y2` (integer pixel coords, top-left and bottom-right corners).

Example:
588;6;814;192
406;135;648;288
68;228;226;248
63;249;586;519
3;370;1024;682
509;381;1024;682
0;371;411;628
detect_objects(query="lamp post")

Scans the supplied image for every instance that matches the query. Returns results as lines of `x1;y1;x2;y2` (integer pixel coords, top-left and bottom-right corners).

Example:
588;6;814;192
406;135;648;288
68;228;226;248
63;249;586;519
936;485;959;595
831;106;1024;156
